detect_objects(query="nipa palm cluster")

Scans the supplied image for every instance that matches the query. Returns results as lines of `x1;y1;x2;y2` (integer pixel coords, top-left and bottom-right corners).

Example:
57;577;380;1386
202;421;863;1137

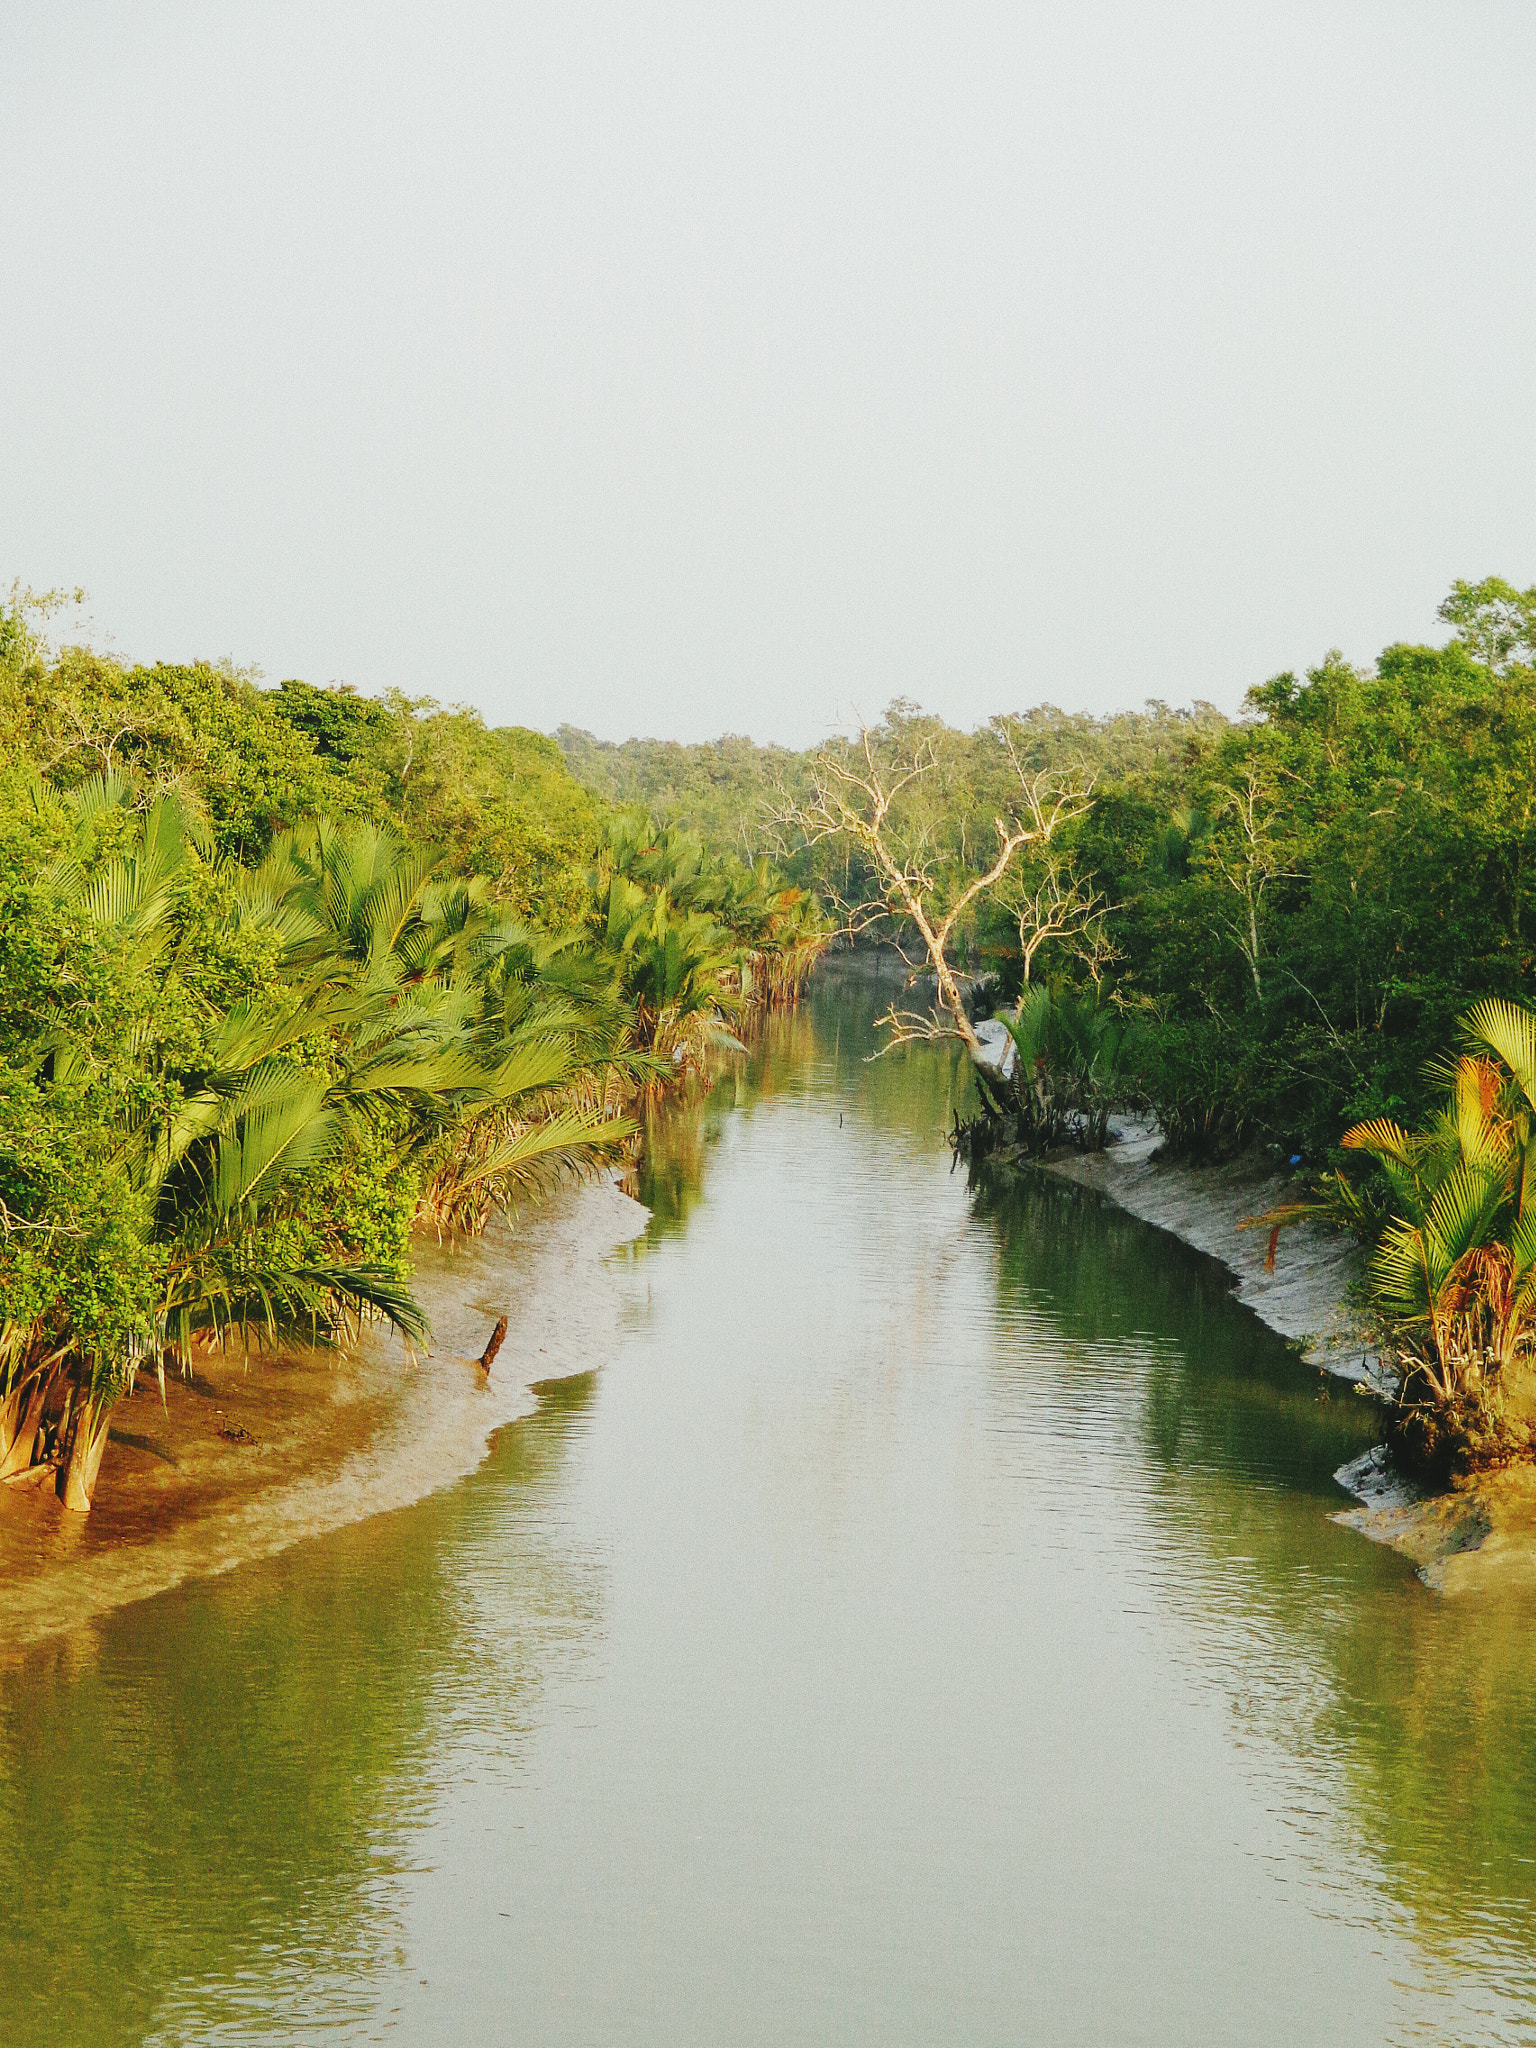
1269;998;1536;1468
0;783;825;1510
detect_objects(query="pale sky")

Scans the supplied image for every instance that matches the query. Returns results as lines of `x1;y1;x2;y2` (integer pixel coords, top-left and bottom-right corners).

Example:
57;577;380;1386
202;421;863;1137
3;3;1532;745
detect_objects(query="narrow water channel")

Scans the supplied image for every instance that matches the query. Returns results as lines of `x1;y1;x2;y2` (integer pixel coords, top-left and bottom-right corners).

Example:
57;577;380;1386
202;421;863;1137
7;968;1536;2045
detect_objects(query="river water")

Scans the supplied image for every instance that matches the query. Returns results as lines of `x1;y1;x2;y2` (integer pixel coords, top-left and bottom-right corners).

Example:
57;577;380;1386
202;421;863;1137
6;967;1536;2045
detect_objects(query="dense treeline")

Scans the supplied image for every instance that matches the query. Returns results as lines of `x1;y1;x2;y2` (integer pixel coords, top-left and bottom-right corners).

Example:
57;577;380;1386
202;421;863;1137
1081;599;1536;1157
563;578;1536;1163
556;726;812;862
0;595;826;1511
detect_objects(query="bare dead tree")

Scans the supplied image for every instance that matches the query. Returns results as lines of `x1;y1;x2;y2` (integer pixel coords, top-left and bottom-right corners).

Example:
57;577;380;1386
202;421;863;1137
775;719;1093;1056
1006;856;1114;989
47;700;158;778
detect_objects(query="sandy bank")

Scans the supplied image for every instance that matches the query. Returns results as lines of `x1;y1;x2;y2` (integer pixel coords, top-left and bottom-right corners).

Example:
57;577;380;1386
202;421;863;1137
1326;1447;1536;1593
0;1177;649;1659
1035;1120;1536;1593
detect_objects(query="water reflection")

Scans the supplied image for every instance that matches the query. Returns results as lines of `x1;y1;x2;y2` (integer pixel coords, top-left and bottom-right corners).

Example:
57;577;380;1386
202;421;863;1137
976;1171;1383;1491
637;959;975;1239
0;1373;602;2046
976;1162;1536;2028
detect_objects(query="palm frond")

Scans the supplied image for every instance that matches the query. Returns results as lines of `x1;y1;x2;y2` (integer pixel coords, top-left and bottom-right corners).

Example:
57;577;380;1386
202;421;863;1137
1340;1117;1415;1164
1424;1158;1510;1268
1371;1218;1447;1322
1466;997;1536;1112
418;1108;636;1235
205;1092;337;1220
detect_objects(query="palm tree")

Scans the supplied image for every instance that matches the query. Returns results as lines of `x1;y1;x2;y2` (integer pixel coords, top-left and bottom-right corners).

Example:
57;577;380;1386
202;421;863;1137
984;984;1129;1154
1334;1080;1523;1405
21;793;439;1506
4;798;640;1509
1261;997;1536;1422
596;813;829;1018
7;793;823;1511
600;874;745;1086
269;822;645;1235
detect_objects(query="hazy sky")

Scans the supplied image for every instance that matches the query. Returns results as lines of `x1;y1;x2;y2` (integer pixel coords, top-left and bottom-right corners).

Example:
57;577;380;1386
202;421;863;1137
3;3;1533;745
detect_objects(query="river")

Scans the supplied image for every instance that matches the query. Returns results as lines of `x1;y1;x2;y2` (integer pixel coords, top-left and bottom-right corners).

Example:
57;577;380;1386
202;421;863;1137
5;966;1536;2044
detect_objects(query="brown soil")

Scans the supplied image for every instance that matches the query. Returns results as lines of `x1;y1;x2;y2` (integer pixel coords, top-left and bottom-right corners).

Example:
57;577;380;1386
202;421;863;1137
1337;1463;1536;1594
0;1177;649;1659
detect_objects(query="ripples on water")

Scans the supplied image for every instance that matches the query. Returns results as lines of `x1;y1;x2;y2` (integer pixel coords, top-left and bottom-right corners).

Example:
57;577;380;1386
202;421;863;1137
5;965;1536;2044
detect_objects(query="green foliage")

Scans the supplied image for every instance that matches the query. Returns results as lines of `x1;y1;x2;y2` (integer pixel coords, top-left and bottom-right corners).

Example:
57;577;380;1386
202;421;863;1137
590;813;830;1080
0;758;639;1504
0;649;352;856
1065;613;1536;1156
262;1114;422;1284
562;581;1536;1165
0;1074;159;1369
0;591;831;1510
558;727;812;861
11;565;1536;1497
269;689;608;926
1438;576;1536;675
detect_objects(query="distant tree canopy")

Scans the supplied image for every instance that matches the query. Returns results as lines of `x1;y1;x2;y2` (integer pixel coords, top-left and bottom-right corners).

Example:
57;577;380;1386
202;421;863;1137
556;727;815;862
559;577;1536;1160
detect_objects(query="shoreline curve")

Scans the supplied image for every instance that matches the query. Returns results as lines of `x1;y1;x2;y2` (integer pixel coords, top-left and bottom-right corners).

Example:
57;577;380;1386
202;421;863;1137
1036;1121;1536;1593
0;1177;650;1661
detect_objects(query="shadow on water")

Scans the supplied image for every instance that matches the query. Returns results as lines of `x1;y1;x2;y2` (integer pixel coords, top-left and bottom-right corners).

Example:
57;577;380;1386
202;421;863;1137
974;1168;1384;1493
0;1373;603;2047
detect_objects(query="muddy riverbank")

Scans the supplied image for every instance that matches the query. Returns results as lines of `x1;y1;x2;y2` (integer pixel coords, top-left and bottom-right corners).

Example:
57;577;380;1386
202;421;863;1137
0;1177;648;1658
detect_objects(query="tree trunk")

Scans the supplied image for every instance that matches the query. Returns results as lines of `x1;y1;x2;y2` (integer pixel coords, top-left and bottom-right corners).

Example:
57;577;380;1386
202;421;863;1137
0;1379;30;1473
934;956;983;1056
0;1369;54;1478
58;1393;114;1513
1245;893;1263;1001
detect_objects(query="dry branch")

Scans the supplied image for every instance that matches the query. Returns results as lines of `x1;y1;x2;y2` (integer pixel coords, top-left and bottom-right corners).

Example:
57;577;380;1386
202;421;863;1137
775;719;1094;1055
